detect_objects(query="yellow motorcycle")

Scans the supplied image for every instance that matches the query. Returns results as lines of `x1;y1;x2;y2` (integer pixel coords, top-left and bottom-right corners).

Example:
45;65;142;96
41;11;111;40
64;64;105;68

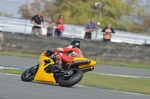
21;51;96;87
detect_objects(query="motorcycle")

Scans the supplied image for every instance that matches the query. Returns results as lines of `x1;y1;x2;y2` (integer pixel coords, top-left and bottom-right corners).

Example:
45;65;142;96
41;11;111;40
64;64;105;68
21;51;97;87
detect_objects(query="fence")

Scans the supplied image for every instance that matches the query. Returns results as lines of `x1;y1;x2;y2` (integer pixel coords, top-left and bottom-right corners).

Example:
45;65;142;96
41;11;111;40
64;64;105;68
0;0;150;45
1;16;150;45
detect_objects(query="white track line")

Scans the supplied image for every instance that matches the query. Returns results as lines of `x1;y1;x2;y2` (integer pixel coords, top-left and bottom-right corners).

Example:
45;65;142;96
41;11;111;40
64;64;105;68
90;72;150;79
77;85;150;96
0;72;20;76
0;66;150;79
0;72;150;96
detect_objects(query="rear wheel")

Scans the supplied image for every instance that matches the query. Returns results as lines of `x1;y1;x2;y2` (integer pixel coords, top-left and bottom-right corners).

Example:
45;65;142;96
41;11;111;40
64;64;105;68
21;65;39;82
58;68;83;87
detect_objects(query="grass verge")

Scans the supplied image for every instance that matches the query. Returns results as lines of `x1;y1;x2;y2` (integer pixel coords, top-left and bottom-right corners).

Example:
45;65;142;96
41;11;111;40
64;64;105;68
0;69;150;95
79;73;150;95
97;60;150;69
0;69;24;75
0;51;39;58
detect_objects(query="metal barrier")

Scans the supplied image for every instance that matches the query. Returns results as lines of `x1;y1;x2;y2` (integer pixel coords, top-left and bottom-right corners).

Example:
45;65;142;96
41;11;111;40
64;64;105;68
0;17;150;45
0;0;150;45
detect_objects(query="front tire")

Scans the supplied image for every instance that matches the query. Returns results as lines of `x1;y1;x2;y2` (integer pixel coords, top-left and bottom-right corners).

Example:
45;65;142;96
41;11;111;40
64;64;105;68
21;65;39;82
58;68;83;87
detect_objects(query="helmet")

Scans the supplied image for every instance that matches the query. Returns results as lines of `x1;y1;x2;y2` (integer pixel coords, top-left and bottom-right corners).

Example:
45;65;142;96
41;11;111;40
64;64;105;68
70;40;80;48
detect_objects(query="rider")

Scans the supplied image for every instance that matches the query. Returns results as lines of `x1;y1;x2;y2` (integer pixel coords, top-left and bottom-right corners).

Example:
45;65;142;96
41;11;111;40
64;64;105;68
46;40;83;70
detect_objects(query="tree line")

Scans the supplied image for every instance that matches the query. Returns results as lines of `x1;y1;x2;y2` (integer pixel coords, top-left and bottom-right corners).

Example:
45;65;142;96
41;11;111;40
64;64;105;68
17;0;149;34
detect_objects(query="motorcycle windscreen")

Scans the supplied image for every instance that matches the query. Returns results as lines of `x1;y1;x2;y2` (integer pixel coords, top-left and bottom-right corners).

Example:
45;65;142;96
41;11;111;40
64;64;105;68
34;62;56;84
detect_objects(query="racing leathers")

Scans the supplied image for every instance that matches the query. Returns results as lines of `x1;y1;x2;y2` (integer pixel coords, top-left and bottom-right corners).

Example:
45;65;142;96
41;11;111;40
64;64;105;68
52;45;83;65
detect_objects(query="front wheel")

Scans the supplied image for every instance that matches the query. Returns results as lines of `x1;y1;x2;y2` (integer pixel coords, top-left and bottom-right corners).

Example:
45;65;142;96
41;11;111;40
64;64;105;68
58;68;83;87
21;65;39;82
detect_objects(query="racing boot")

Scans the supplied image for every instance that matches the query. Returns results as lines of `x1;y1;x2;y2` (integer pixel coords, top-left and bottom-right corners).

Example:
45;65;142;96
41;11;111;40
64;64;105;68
50;64;62;71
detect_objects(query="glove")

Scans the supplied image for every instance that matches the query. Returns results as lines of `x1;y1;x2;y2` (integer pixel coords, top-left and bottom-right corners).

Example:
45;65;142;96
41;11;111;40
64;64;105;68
46;50;53;57
68;50;73;53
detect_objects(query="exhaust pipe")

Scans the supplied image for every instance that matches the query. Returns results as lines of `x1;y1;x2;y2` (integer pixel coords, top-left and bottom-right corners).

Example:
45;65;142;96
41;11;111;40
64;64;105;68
71;60;91;66
81;66;94;72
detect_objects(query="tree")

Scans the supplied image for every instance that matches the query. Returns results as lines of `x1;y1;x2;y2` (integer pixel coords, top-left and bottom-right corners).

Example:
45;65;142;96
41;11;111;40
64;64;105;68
18;0;55;21
123;0;150;34
18;0;141;31
0;12;2;16
54;0;140;30
0;11;12;17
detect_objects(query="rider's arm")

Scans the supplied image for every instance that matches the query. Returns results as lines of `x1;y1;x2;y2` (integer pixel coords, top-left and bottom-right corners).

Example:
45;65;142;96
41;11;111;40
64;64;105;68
54;47;72;53
63;47;73;53
53;45;73;53
55;48;64;52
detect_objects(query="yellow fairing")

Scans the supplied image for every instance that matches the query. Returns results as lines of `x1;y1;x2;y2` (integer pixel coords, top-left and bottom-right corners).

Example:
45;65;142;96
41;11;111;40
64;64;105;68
34;52;56;84
73;57;97;69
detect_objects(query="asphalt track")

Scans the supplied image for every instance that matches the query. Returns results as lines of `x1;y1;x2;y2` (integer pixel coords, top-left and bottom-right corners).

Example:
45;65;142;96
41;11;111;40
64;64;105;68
0;55;150;78
0;55;150;99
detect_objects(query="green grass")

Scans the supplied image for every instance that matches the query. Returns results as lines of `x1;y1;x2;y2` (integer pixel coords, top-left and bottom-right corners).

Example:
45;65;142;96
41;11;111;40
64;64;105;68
1;69;150;95
0;51;39;58
97;60;150;69
0;69;24;75
79;73;150;95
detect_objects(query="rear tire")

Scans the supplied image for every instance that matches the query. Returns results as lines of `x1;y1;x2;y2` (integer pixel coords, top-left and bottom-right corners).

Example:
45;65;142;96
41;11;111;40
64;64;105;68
58;68;83;87
21;65;39;82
